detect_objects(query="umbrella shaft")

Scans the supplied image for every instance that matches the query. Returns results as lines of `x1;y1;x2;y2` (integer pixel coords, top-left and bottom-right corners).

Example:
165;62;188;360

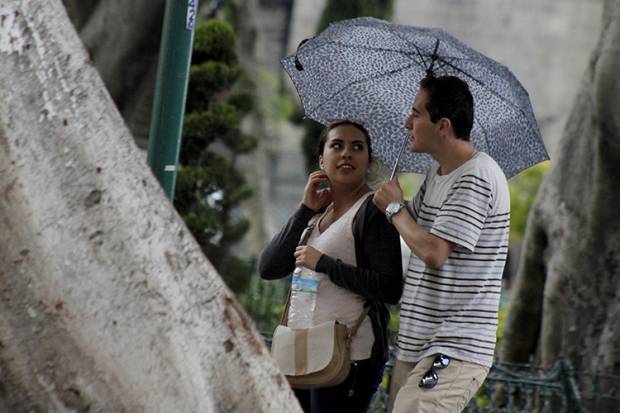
389;135;409;180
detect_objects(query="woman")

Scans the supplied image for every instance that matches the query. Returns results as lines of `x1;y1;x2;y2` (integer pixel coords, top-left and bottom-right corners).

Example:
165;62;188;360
258;120;403;413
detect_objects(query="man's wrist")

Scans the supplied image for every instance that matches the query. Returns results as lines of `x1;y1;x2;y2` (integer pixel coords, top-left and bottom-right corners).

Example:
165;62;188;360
385;201;406;224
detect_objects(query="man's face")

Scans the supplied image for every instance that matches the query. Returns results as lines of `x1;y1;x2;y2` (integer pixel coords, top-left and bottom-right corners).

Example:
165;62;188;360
404;89;439;154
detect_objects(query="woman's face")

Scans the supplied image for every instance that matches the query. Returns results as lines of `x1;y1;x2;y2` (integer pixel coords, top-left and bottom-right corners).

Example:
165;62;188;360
319;124;370;187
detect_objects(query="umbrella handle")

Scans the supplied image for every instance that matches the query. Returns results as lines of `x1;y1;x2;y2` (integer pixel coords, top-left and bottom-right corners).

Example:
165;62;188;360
389;134;409;180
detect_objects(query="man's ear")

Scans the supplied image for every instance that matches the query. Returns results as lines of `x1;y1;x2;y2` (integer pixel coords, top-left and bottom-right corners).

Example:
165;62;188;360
438;117;453;137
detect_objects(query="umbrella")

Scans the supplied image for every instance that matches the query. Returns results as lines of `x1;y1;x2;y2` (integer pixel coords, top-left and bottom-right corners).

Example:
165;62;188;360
282;17;549;179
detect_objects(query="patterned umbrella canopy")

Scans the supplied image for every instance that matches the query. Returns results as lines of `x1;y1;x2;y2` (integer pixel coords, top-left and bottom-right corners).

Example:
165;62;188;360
282;17;549;178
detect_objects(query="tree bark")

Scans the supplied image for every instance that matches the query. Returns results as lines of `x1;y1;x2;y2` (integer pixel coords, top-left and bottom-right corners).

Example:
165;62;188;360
500;0;620;393
0;1;300;411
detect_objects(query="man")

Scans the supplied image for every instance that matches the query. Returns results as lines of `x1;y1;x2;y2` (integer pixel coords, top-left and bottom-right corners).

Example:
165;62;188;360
373;75;510;412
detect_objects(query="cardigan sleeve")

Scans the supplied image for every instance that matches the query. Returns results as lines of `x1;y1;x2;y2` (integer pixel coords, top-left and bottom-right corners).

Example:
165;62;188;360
315;207;404;305
257;204;317;280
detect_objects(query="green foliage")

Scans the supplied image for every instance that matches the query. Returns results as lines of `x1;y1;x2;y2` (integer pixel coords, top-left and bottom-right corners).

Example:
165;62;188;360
226;132;258;154
187;61;240;110
216;255;254;293
181;105;235;152
237;277;289;333
227;89;255;115
193;19;237;64
496;301;508;340
254;68;297;130
389;307;400;344
508;161;550;241
175;18;256;294
299;0;395;172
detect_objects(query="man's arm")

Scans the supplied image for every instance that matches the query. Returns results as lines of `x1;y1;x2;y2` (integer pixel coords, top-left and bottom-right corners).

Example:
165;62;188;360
373;178;453;269
389;209;453;269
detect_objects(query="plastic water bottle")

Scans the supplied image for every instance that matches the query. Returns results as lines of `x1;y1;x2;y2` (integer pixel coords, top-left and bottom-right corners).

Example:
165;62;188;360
288;267;319;329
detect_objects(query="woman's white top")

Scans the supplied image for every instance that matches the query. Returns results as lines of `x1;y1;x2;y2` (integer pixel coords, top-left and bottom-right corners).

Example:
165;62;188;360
305;193;374;361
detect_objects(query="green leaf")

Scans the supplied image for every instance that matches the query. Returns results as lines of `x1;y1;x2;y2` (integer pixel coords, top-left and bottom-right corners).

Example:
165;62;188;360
193;19;237;64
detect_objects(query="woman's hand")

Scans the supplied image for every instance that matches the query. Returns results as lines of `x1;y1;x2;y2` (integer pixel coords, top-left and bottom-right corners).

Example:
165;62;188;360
294;245;323;270
302;171;332;211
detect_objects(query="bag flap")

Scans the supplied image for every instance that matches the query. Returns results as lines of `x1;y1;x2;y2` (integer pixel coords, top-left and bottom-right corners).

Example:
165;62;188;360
271;321;347;376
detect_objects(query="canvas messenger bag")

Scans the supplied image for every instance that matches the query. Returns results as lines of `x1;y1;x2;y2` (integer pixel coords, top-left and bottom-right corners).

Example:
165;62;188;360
271;296;369;389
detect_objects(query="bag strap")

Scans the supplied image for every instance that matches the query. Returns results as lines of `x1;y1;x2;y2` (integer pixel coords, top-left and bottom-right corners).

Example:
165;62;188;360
280;290;292;326
347;305;370;340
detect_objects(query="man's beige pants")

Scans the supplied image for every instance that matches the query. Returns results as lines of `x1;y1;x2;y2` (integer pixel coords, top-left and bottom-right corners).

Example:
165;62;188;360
388;356;489;413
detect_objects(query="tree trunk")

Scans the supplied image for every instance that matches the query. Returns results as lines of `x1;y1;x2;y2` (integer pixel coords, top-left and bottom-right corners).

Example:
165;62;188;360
0;1;300;411
63;0;164;148
500;0;620;398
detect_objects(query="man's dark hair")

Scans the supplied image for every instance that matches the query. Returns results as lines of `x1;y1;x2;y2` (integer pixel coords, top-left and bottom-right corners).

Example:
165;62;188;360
317;120;372;162
420;75;474;141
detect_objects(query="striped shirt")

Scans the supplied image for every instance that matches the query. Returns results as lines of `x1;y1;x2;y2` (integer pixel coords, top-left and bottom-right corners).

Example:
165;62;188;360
396;152;510;368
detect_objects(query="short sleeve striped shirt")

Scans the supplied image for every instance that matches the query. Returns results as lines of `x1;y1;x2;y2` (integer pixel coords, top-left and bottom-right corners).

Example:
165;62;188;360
397;152;510;368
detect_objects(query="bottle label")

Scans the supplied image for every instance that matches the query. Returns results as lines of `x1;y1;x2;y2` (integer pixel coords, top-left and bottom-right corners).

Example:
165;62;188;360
291;275;319;294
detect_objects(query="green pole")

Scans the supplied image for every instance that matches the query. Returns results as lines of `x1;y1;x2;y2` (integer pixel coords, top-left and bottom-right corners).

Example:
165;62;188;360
147;0;198;200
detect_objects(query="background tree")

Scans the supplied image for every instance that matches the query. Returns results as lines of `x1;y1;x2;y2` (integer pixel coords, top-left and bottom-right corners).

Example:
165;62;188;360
62;0;165;147
500;0;620;406
297;0;394;172
0;1;299;411
175;19;257;294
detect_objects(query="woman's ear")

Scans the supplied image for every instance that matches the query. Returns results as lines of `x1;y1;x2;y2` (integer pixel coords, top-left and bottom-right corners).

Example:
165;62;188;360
319;155;324;170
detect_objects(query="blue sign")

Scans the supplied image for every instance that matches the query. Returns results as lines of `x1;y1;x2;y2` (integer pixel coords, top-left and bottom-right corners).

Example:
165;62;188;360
186;0;196;30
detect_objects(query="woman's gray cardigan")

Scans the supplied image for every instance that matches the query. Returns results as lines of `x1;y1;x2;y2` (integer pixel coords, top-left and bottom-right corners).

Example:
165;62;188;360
258;196;403;365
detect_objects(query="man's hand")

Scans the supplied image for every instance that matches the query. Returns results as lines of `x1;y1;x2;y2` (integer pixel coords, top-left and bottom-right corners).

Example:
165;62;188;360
302;171;332;211
294;245;323;270
373;178;404;212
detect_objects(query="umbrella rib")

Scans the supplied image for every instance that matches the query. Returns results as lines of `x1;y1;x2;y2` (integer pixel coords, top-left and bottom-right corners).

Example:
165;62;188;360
434;56;458;76
307;59;425;115
309;38;523;91
307;39;463;63
306;37;497;72
316;40;521;86
388;29;431;73
434;57;528;117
